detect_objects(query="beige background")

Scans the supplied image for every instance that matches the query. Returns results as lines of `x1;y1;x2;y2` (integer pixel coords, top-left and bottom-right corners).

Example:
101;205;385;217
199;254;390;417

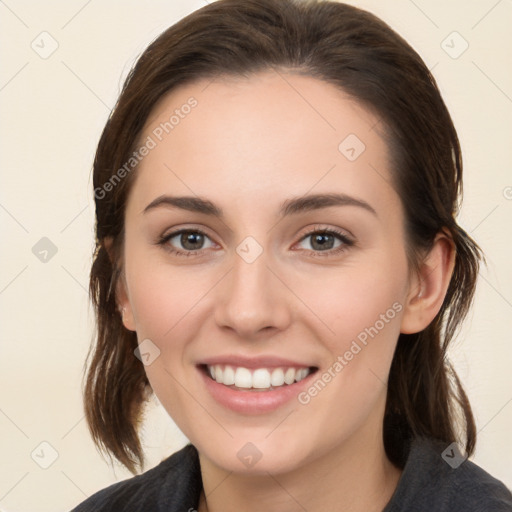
0;0;511;510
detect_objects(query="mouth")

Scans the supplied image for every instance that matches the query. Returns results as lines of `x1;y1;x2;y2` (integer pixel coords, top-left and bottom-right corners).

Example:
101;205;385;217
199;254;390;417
198;364;319;392
196;355;320;414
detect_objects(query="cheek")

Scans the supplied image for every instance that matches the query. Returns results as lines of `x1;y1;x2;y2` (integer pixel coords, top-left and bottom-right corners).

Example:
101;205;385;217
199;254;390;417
124;250;218;396
332;274;403;345
293;252;407;414
123;251;206;411
294;259;406;352
291;269;405;439
125;250;212;339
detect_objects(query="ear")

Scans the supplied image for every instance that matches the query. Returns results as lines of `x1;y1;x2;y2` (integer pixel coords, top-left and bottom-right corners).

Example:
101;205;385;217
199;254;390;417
104;236;136;332
400;230;456;334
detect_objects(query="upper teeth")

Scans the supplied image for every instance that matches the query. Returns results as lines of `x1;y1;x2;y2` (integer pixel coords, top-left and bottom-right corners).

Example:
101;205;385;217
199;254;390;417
207;365;311;389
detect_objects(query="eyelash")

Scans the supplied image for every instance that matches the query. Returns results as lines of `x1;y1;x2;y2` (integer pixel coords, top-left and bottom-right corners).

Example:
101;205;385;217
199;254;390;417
156;225;355;259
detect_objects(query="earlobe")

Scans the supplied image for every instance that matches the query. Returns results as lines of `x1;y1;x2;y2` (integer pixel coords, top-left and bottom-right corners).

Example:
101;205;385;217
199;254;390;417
400;231;456;334
116;274;137;332
118;304;136;332
103;236;137;332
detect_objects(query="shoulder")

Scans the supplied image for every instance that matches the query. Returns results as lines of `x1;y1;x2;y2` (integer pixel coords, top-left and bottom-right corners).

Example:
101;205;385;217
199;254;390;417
70;444;202;512
385;436;512;512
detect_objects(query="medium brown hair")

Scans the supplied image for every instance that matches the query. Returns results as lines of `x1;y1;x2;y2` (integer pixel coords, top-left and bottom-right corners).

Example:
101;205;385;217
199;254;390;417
85;0;483;473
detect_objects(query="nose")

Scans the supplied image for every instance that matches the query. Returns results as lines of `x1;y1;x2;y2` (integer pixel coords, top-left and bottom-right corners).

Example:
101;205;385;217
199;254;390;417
213;247;292;340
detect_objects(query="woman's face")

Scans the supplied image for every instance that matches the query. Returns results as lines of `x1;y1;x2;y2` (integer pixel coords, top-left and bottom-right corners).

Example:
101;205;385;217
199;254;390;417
118;70;415;474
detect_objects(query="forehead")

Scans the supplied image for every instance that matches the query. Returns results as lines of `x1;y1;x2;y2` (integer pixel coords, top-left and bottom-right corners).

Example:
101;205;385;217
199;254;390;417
129;70;397;217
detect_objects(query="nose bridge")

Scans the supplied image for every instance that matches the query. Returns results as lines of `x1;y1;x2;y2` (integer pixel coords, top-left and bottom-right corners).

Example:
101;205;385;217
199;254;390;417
214;240;291;336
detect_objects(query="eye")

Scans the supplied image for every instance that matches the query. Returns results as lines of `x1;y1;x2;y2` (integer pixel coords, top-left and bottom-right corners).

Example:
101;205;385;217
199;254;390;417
158;229;216;256
156;226;354;258
295;227;354;256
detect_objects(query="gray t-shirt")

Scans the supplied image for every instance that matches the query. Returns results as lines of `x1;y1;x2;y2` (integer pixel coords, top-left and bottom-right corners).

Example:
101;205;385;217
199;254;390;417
72;436;512;511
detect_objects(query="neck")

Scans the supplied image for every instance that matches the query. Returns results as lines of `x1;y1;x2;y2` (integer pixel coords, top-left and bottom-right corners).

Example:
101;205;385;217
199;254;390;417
197;416;402;512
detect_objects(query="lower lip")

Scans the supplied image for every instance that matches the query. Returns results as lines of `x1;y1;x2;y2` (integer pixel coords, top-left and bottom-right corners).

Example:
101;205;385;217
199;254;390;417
198;366;317;415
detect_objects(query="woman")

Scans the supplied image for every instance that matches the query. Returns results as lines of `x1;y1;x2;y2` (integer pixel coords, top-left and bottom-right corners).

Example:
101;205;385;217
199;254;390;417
73;0;512;510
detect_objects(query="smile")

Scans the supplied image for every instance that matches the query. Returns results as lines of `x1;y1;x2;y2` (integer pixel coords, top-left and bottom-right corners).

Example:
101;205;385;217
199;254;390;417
206;364;313;390
197;356;319;413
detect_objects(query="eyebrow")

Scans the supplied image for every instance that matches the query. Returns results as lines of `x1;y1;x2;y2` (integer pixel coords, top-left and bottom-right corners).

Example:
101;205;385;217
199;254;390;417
143;193;377;218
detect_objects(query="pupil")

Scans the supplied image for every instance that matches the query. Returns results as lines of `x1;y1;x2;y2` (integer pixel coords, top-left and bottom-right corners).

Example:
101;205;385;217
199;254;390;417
182;232;203;250
312;234;334;250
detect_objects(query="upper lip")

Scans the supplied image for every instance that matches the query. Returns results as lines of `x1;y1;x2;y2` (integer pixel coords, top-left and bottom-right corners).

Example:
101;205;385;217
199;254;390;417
199;355;317;370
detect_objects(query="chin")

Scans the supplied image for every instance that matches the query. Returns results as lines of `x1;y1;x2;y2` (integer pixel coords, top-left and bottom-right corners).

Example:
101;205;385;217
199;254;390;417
193;432;316;476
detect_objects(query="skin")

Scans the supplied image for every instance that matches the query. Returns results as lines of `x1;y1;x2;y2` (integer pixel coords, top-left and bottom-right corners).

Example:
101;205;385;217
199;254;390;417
111;69;455;512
